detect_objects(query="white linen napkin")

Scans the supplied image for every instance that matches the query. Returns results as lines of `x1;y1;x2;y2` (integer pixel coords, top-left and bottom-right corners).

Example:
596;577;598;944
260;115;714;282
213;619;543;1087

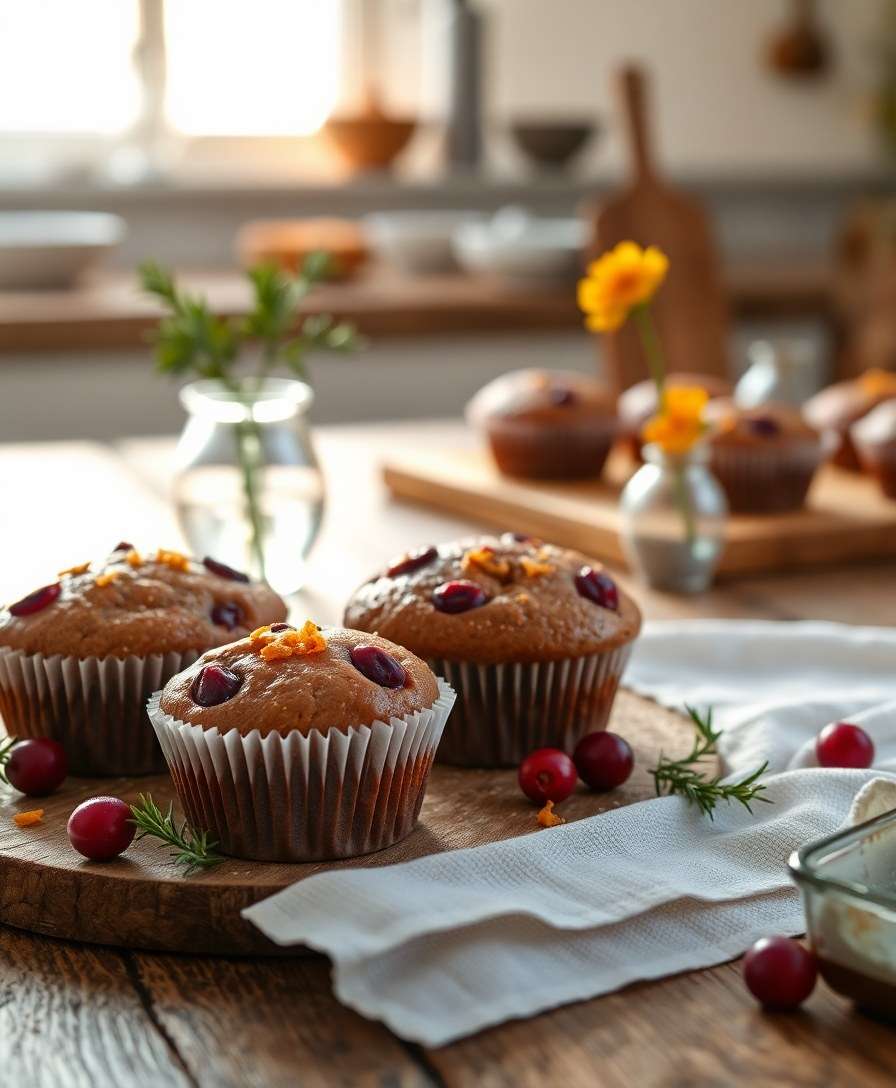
244;621;896;1046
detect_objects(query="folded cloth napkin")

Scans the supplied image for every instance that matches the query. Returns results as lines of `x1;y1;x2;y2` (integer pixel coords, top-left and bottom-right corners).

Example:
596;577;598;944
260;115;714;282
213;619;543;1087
244;621;896;1046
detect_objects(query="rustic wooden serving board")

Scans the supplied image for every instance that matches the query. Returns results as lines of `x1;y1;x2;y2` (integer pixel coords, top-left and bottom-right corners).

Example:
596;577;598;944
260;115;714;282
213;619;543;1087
0;692;688;957
382;445;896;577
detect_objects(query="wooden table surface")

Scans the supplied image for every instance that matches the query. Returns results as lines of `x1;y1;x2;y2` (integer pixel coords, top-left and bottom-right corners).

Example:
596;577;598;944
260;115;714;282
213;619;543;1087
1;420;894;1088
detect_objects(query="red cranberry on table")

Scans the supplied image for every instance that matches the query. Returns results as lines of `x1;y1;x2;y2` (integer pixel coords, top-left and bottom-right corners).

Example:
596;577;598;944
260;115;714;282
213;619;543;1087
4;738;68;797
190;664;243;707
386;545;438;578
432;580;488;614
742;937;817;1010
574;567;619;611
815;721;874;769
8;583;61;617
67;797;136;862
350;645;408;689
573;731;634;791
211;602;243;630
518;748;578;805
203;556;250;583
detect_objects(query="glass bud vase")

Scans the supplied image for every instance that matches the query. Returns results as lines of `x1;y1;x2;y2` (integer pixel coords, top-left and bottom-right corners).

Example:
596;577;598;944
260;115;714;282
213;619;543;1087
620;443;727;594
174;378;325;596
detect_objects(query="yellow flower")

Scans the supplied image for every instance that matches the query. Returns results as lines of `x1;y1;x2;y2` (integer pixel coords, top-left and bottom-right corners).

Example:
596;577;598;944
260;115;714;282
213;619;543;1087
578;242;669;332
641;385;709;455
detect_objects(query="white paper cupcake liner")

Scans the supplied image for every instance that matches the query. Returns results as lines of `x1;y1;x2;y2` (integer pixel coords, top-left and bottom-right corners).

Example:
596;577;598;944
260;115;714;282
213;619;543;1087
147;678;456;862
709;440;828;514
426;644;633;767
0;646;200;776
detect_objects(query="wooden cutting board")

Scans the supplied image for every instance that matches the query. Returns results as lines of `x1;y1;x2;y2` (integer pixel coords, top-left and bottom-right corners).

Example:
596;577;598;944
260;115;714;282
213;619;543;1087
382;445;896;576
586;65;729;392
0;692;689;956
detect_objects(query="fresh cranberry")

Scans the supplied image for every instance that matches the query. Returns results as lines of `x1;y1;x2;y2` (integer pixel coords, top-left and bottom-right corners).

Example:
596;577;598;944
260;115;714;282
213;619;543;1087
432;580;488;614
190;664;243;706
211;602;243;630
8;583;61;617
549;386;577;407
742;937;818;1010
5;738;68;797
518;748;578;805
112;541;133;553
203;556;250;583
386;546;438;578
574;567;619;611
748;416;781;437
815;721;875;769
350;645;408;688
270;622;294;633
573;731;634;791
67;797;136;862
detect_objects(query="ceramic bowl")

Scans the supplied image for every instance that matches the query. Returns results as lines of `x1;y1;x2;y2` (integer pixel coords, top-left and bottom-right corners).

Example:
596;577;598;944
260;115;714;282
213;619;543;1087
0;211;125;289
364;211;484;274
452;208;586;283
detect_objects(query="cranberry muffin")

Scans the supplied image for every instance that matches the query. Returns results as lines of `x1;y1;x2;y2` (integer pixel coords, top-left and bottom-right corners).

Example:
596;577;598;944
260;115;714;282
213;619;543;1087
705;401;829;514
344;535;641;766
466;369;618;480
148;622;454;861
618;372;732;461
0;545;287;775
852;401;896;500
804;369;896;470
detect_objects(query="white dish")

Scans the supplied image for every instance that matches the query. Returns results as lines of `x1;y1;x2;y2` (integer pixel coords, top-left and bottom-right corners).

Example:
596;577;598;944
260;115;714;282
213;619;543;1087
364;211;483;274
452;208;586;283
0;211;126;289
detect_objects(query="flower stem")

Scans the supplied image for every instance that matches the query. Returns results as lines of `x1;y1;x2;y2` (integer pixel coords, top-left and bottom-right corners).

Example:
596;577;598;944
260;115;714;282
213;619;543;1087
223;377;267;582
632;304;666;410
672;460;697;547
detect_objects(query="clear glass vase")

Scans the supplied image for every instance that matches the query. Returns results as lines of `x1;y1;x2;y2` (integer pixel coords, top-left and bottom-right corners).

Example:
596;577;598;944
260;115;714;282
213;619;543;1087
620;443;727;594
174;378;325;596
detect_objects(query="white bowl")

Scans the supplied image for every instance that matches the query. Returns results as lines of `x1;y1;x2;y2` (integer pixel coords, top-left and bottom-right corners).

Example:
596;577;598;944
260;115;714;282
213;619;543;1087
364;211;483;274
452;210;586;283
0;211;126;289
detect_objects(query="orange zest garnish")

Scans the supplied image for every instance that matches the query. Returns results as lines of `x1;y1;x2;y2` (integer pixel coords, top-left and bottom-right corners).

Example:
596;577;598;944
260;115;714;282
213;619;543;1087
95;571;119;588
58;562;90;578
536;801;565;828
462;546;511;580
125;549;143;568
155;548;190;572
520;556;554;578
258;620;327;662
14;809;44;828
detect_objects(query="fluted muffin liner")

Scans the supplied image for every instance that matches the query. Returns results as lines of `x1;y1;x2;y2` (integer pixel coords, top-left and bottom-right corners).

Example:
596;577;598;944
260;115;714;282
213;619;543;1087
146;678;456;862
426;645;633;767
0;646;200;776
709;439;830;515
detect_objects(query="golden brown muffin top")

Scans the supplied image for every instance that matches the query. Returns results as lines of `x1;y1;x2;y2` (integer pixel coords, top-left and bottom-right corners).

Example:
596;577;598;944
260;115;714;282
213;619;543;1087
0;546;287;659
706;400;820;449
617;372;732;431
159;624;440;737
343;535;641;665
804;370;896;433
466;369;616;427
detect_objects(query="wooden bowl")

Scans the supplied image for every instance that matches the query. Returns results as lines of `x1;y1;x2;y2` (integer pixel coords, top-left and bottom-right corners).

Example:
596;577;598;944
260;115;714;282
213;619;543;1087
236;218;369;280
510;119;597;170
323;113;416;173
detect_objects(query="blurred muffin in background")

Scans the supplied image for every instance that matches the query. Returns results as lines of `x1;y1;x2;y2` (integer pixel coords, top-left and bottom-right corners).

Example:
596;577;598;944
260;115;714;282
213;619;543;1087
852;401;896;500
618;371;732;461
804;369;896;470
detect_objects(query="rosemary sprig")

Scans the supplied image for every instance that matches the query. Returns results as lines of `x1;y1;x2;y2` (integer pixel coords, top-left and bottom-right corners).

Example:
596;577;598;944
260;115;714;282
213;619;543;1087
130;793;225;874
650;705;771;820
0;735;17;786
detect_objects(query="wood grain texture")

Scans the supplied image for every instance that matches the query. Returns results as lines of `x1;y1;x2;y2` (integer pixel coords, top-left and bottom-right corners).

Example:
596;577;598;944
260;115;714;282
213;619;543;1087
0;692;691;956
382;445;896;577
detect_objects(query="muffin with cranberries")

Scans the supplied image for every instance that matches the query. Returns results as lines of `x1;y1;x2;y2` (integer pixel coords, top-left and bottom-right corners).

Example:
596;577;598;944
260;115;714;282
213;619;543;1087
705;401;829;514
344;535;641;766
852;401;896;500
148;622;454;861
0;545;286;775
618;371;732;461
466;369;618;480
804;369;896;470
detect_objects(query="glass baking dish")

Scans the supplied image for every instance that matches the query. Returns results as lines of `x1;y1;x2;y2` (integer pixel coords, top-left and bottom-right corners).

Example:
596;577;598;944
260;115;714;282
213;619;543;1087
789;809;896;1021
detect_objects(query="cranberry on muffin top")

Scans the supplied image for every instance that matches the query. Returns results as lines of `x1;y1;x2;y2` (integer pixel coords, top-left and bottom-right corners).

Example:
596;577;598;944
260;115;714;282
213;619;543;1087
160;622;439;737
0;545;286;658
343;535;641;665
705;400;821;449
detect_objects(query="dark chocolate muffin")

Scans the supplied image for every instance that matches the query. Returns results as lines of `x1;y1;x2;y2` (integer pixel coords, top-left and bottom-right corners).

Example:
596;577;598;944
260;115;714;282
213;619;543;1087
705;401;829;514
0;545;287;775
804;369;896;470
149;622;454;861
466;369;618;480
344;535;641;766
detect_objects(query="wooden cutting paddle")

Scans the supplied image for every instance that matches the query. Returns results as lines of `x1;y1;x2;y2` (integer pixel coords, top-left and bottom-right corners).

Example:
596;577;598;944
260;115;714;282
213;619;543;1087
587;64;729;393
